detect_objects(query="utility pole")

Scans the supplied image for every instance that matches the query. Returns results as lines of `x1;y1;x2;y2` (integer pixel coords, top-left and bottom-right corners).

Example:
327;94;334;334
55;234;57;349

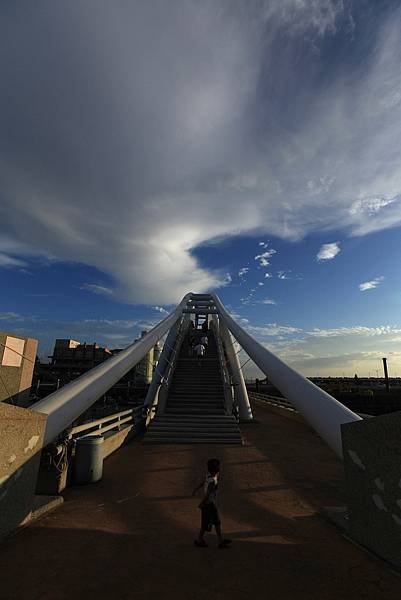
382;357;390;393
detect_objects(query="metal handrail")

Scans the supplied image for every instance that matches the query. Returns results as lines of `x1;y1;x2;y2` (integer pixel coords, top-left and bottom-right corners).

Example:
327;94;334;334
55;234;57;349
67;408;137;439
248;391;294;411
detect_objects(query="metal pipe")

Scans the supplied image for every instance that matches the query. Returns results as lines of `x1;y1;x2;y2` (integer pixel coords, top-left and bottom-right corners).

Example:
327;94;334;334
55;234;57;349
32;293;192;445
211;293;361;458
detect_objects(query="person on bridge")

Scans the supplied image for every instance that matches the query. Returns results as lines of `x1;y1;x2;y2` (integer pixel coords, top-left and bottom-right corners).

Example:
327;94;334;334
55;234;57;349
192;458;231;549
200;334;208;347
193;341;206;366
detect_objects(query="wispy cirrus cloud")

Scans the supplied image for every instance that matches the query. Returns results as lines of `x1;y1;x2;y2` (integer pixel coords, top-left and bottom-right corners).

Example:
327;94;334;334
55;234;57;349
238;267;249;278
316;242;341;261
261;298;277;305
0;252;27;268
80;283;114;296
248;323;302;336
241;319;401;376
307;325;400;337
359;276;384;291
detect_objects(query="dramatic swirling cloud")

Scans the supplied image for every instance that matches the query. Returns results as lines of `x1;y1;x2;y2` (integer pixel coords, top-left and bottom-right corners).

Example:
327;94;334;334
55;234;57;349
1;1;401;302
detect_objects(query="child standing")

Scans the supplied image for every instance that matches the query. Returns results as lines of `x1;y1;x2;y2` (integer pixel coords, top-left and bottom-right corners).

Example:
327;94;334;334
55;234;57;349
192;458;231;548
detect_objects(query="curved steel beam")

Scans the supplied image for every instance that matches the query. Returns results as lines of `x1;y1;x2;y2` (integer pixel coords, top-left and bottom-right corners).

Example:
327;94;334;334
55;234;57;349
211;293;361;458
32;293;192;445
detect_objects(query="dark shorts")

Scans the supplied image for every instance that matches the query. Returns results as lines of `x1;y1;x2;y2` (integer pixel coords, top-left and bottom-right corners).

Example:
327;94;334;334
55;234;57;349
200;503;220;531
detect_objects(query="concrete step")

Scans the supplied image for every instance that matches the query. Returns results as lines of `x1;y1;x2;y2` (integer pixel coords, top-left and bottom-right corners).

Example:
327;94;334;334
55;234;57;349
143;437;242;444
149;426;240;433
155;413;236;418
145;434;242;442
150;419;238;426
169;387;223;392
168;396;224;400
166;407;225;415
145;427;241;436
167;401;224;407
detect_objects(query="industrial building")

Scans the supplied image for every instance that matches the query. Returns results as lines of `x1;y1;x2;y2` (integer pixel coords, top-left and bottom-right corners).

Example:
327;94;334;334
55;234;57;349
33;332;161;405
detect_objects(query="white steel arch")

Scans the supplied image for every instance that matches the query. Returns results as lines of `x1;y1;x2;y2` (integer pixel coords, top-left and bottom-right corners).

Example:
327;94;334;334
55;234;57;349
211;293;361;458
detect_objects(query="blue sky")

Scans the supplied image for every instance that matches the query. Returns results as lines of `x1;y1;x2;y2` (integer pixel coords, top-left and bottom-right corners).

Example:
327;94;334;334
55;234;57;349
1;1;401;376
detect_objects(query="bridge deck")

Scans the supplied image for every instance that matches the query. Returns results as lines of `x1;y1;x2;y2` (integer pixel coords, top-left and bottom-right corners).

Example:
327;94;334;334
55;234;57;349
1;404;400;599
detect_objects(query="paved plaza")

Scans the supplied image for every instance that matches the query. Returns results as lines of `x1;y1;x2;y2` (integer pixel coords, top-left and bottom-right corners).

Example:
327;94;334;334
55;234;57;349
1;403;400;599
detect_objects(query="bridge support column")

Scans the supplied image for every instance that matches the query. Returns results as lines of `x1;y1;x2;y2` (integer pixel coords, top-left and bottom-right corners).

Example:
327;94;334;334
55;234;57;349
219;320;253;421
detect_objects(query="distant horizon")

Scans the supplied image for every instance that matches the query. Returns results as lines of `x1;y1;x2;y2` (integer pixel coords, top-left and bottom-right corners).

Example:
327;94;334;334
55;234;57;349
2;323;400;381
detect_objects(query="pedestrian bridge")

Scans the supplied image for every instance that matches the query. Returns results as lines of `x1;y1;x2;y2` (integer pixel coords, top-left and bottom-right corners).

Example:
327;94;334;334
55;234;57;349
1;292;401;597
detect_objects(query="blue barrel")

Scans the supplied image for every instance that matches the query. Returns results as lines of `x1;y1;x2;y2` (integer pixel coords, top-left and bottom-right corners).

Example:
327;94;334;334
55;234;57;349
74;435;104;484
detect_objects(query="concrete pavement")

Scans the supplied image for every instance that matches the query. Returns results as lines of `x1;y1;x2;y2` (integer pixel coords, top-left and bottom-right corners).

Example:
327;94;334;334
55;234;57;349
1;403;400;599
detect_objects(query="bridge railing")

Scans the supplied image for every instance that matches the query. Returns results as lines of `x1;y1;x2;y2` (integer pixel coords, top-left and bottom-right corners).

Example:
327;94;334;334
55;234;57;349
248;391;295;412
66;407;142;440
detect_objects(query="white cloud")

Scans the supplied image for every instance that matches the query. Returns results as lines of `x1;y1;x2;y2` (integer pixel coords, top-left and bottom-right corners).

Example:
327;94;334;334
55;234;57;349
254;249;277;267
1;3;401;303
258;282;264;286
242;318;401;377
262;298;277;305
80;283;114;296
0;312;26;321
153;306;168;314
249;323;302;336
316;242;341;261
0;252;27;268
359;276;384;292
277;271;291;280
238;267;249;278
265;273;272;279
307;325;400;337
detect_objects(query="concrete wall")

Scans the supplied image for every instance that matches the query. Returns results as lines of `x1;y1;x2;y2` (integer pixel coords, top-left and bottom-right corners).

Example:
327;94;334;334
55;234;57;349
341;410;401;569
0;332;38;406
0;403;47;539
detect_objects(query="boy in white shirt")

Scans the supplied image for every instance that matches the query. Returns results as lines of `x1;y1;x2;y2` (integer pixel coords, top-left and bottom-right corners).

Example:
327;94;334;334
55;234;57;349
192;458;231;548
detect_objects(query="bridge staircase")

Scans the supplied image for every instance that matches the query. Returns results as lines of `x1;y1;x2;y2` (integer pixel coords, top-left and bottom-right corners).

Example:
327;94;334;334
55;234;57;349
143;330;242;444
